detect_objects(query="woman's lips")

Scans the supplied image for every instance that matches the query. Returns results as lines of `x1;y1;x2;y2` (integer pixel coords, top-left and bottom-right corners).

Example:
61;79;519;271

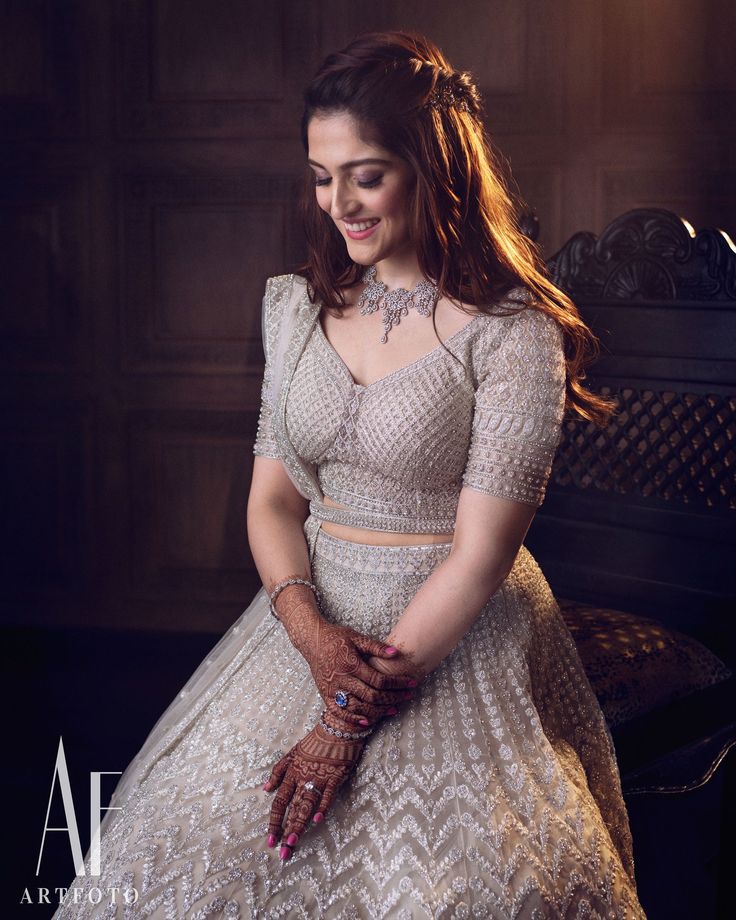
344;219;380;240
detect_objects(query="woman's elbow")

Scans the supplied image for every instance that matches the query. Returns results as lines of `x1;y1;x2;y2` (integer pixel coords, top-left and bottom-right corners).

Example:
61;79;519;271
449;540;520;596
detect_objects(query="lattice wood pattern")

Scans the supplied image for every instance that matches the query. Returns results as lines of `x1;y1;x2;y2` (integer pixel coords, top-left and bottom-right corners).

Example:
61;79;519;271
553;388;735;510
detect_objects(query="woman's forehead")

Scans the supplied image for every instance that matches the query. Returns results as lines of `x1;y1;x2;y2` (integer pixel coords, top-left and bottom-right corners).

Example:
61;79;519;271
307;113;389;162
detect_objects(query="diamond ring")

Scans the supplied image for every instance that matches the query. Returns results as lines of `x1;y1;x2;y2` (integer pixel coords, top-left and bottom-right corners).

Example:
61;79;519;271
335;690;349;708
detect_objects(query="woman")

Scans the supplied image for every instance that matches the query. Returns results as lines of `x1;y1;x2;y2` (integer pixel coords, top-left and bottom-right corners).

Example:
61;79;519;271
55;30;647;919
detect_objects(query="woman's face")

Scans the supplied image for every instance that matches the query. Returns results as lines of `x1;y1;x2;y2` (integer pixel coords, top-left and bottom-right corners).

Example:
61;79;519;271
307;111;416;266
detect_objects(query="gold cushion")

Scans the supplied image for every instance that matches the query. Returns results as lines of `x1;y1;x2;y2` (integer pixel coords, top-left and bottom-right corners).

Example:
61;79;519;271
556;598;732;727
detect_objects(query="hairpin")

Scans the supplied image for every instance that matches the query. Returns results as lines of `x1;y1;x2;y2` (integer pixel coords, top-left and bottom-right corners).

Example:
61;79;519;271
427;80;471;114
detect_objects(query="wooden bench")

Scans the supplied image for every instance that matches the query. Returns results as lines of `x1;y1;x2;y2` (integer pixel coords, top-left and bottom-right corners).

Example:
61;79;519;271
524;207;736;919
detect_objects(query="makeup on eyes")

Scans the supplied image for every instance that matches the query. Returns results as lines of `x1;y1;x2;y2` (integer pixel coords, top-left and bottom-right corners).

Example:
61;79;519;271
312;175;383;188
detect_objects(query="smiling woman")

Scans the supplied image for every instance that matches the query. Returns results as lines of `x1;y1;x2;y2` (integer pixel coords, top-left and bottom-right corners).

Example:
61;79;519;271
53;29;647;920
308;118;415;262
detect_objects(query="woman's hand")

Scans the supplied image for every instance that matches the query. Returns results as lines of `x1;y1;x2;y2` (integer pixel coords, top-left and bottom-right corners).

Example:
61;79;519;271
263;713;367;859
273;582;419;727
305;619;420;726
366;646;427;685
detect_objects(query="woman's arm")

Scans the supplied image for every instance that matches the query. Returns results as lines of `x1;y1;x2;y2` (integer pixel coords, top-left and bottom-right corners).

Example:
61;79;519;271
369;488;538;678
246;454;313;600
369;302;567;682
247;454;416;722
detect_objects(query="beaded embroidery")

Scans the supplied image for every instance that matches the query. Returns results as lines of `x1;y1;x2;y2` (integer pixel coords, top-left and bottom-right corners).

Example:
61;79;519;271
53;518;645;918
254;274;566;531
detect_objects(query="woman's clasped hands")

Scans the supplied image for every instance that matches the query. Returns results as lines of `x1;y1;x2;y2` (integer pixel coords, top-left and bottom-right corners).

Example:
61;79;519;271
305;619;421;726
262;646;423;858
265;582;425;858
273;582;422;727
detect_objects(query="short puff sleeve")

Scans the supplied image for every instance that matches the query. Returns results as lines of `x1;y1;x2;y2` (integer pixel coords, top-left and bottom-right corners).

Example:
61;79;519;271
252;278;281;459
462;302;566;506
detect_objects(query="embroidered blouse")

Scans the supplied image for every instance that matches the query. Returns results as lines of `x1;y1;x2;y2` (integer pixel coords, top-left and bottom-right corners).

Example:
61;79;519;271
253;273;566;532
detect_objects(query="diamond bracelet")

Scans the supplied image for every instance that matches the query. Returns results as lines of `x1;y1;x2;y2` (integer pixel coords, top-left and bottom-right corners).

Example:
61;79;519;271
318;715;373;740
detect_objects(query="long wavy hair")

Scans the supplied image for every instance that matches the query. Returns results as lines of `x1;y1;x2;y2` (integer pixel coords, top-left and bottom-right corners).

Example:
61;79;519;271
295;30;614;425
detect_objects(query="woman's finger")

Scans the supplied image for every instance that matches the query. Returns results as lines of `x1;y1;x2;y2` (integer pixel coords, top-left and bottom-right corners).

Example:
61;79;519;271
343;669;412;709
312;777;340;824
345;667;415;713
327;677;398;726
263;750;291;793
324;675;370;725
353;660;418;701
267;777;296;842
326;701;372;727
279;786;321;859
351;633;399;660
352;651;419;691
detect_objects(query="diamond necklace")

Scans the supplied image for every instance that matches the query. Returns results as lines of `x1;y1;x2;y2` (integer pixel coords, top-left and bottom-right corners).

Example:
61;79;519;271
356;264;440;343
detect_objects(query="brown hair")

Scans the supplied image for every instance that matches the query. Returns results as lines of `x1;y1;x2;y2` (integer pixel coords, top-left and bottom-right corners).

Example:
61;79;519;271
295;29;614;425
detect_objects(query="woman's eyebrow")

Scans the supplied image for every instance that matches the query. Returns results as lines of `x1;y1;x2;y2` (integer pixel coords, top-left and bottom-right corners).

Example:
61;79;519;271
307;157;391;170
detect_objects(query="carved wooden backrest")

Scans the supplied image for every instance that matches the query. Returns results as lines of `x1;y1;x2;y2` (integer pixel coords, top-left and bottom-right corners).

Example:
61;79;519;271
526;208;736;662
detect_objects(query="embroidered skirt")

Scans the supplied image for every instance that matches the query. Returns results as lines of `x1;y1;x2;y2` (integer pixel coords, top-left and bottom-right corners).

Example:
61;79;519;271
53;515;646;919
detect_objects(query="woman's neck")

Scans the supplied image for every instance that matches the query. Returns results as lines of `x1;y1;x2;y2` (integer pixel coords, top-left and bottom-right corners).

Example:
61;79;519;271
370;254;429;291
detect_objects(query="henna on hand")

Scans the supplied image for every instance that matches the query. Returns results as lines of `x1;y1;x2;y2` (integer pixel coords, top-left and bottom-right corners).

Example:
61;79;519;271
263;717;367;858
271;578;420;727
366;642;428;683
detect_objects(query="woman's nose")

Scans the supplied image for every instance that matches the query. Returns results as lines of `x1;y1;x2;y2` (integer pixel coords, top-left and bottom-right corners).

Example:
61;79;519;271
330;179;357;219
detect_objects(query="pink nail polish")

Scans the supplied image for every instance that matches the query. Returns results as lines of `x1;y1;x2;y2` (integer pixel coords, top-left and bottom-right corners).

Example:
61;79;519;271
387;707;398;715
359;718;370;726
313;812;324;823
279;845;290;860
287;833;299;846
263;781;271;791
385;646;397;655
267;834;276;848
407;678;418;687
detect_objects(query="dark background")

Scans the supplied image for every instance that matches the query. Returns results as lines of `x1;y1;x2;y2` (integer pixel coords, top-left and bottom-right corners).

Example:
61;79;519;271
1;1;734;916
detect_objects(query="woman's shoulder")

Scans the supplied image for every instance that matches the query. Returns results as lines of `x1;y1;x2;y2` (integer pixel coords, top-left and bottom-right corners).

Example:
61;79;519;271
475;284;563;340
264;272;305;301
469;285;564;377
262;273;313;318
260;274;313;359
267;273;364;315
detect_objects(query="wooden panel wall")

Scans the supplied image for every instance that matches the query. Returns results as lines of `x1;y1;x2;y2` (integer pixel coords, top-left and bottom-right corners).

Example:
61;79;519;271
2;0;734;632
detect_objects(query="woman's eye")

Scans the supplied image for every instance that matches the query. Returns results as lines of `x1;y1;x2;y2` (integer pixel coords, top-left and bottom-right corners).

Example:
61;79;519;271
358;175;383;188
312;176;383;189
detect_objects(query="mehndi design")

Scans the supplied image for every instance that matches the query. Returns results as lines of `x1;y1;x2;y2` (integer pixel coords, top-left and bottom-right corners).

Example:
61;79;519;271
263;712;368;857
271;578;420;726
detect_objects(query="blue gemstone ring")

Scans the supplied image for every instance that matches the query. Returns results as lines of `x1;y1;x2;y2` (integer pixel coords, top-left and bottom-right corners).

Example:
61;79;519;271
335;690;349;708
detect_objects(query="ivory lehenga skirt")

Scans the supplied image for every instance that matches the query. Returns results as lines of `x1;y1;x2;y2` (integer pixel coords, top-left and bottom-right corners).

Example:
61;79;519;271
54;515;646;919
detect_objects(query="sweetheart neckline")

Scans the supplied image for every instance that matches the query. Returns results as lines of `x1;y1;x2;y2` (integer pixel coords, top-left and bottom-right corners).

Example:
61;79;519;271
314;312;484;390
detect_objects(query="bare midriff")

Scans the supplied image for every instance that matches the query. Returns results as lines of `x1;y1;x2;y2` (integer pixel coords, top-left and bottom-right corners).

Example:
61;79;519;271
318;494;455;546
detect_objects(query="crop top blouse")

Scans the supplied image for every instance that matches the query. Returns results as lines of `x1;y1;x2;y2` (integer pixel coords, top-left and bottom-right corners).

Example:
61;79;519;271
252;273;566;533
